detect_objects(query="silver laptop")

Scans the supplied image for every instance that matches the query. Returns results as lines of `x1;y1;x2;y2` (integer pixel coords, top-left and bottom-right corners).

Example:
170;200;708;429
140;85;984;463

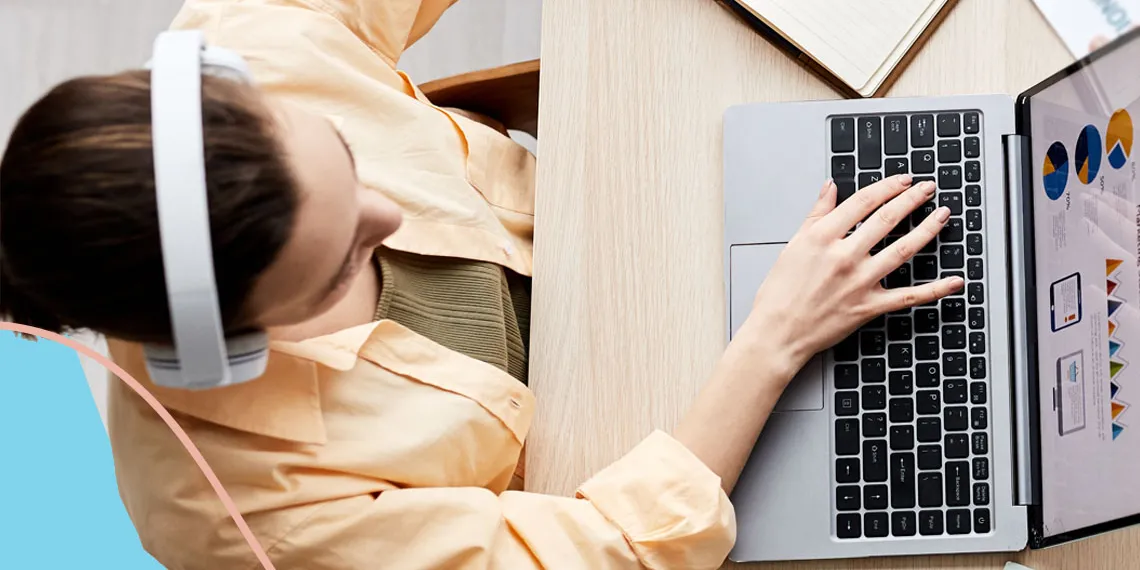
723;29;1140;562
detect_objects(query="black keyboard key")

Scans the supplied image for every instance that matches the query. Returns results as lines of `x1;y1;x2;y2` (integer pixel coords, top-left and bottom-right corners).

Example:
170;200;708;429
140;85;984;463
946;434;970;459
942;298;966;322
944;379;968;404
868;315;886;329
832;118;856;152
864;440;889;482
885;264;912;289
912;149;936;174
916;336;939;361
919;472;944;507
837;457;860;483
915;309;939;334
938;140;962;163
939;191;964;214
938;165;963;189
893;511;917;537
889;371;914;395
965;187;983;208
967;283;984;305
943;325;966;350
831;155;856;179
917;389;941;415
865;512;890;538
968;258;984;280
945;406;969;431
863;385;887;410
911;114;935;147
972;433;989;455
864;413;887;437
834;334;859;362
968;308;985;330
890;398;914;423
973;457;989;480
915;371;941;399
913;255;938;281
836;418;860;455
920;510;945;536
974;482;990;506
864;484;889;510
858;116;883;169
937;113;961;137
970;357;987;380
918;418;942;443
974;508;991;534
964;136;981;158
837;485;861;511
884;115;908;155
963;112;980;134
861;331;886;356
946;461;971;506
836;391;859;416
891;425;915;450
885;157;909;176
891;452;916;508
911;200;937;229
941;245;965;269
862;358;886;383
940;218;964;242
969;333;985;357
837;179;857;205
888;344;913;369
837;513;861;538
966;233;983;255
918;444;943;470
970;381;987;405
947;508;972;535
944;352;967;377
834;363;859;389
971;407;988;430
887;317;913;341
859;171;884;189
965;160;981;183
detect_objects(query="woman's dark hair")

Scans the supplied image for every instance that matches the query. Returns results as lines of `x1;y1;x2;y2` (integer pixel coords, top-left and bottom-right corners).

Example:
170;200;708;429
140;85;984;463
0;70;299;343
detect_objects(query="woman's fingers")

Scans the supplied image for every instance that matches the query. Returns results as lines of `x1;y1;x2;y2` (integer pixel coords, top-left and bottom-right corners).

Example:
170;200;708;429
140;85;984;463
847;181;936;252
801;180;838;229
816;174;913;238
877;276;965;314
868;206;951;279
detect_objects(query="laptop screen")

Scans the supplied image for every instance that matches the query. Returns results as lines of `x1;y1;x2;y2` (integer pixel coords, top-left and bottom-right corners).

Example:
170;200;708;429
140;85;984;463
1027;29;1140;540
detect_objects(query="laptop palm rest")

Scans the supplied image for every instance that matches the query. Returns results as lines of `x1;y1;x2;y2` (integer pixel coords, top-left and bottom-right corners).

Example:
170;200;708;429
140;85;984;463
730;243;823;411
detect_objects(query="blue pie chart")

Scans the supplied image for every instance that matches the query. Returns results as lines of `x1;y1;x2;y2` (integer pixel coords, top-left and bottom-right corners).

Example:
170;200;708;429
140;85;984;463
1043;141;1069;201
1076;125;1102;184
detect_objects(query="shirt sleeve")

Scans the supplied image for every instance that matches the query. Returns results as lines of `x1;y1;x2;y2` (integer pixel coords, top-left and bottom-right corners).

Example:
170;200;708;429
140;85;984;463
294;0;459;66
265;431;735;570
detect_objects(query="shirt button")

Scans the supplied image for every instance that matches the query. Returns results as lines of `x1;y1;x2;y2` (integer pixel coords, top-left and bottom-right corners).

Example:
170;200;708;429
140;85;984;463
500;241;515;257
509;397;522;409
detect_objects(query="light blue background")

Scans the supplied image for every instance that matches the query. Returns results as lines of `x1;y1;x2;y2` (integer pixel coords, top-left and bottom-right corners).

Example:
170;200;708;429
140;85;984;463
0;333;163;568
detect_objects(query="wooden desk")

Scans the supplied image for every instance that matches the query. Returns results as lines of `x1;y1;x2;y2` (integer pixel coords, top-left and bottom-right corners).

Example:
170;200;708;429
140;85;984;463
528;0;1140;568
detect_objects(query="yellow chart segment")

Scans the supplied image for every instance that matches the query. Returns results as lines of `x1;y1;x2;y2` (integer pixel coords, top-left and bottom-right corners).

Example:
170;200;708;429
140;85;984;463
1108;259;1124;276
1108;110;1134;168
1044;156;1056;176
1114;401;1127;420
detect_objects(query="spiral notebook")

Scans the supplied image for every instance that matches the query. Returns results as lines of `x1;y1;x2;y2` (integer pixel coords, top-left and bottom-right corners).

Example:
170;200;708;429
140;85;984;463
717;0;957;98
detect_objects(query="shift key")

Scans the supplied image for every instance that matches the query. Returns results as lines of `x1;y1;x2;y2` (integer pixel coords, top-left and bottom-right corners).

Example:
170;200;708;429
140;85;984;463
891;452;917;508
858;116;882;169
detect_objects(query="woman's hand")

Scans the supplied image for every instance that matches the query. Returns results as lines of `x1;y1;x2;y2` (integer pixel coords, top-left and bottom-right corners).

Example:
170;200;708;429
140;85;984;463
738;174;963;377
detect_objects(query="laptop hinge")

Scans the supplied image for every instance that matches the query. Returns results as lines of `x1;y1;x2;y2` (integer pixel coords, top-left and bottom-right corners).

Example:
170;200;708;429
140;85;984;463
1004;134;1039;506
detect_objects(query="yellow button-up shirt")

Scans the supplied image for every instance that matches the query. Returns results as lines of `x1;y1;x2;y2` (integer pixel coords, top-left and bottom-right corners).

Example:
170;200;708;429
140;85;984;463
106;1;736;569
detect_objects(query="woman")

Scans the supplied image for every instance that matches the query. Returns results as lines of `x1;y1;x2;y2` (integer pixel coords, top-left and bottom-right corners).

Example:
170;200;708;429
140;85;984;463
0;0;959;568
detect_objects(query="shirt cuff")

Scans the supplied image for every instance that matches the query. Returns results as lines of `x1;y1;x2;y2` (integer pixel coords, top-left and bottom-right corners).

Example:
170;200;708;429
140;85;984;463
576;431;737;570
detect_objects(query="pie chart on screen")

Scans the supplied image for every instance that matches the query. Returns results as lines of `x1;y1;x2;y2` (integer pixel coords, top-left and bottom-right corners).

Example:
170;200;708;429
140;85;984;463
1043;141;1069;201
1107;109;1133;170
1076;125;1102;184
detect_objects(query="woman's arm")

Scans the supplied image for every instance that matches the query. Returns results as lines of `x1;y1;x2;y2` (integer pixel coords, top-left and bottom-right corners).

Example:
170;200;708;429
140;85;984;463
675;175;958;493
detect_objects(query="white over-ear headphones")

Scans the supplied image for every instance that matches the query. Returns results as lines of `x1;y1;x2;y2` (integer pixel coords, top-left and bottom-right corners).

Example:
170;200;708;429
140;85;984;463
142;31;269;390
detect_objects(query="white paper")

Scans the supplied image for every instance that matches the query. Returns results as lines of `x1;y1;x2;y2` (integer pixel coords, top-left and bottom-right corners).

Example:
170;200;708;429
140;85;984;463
1034;0;1139;57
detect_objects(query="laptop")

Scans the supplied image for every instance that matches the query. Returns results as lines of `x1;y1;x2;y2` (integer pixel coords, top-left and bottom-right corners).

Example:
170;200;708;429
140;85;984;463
723;28;1140;562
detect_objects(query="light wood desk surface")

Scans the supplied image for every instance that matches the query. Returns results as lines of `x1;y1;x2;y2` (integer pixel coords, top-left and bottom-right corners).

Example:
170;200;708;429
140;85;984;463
528;0;1139;568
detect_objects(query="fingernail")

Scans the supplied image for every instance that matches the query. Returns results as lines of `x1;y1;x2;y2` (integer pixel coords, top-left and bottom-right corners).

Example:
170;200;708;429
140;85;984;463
951;276;965;289
924;181;937;195
821;179;834;197
935;206;951;222
898;173;913;185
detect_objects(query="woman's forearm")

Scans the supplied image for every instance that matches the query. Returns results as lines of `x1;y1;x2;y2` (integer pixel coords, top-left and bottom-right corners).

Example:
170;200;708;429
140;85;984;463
673;329;803;494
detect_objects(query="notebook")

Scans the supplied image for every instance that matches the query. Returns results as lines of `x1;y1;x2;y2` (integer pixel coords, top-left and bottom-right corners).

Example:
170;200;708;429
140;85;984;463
717;0;958;98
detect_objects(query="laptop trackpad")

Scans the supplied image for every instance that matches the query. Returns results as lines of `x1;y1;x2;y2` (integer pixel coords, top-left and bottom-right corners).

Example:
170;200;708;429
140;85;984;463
730;243;824;411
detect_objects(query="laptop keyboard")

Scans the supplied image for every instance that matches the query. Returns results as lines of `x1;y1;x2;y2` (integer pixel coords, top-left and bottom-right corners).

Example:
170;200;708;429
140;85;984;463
828;112;993;540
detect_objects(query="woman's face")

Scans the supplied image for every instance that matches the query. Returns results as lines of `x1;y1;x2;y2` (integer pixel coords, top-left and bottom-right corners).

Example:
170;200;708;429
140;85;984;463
242;100;403;327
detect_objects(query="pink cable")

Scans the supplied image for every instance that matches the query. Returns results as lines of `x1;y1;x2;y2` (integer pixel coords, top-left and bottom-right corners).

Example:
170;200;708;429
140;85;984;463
0;323;275;570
